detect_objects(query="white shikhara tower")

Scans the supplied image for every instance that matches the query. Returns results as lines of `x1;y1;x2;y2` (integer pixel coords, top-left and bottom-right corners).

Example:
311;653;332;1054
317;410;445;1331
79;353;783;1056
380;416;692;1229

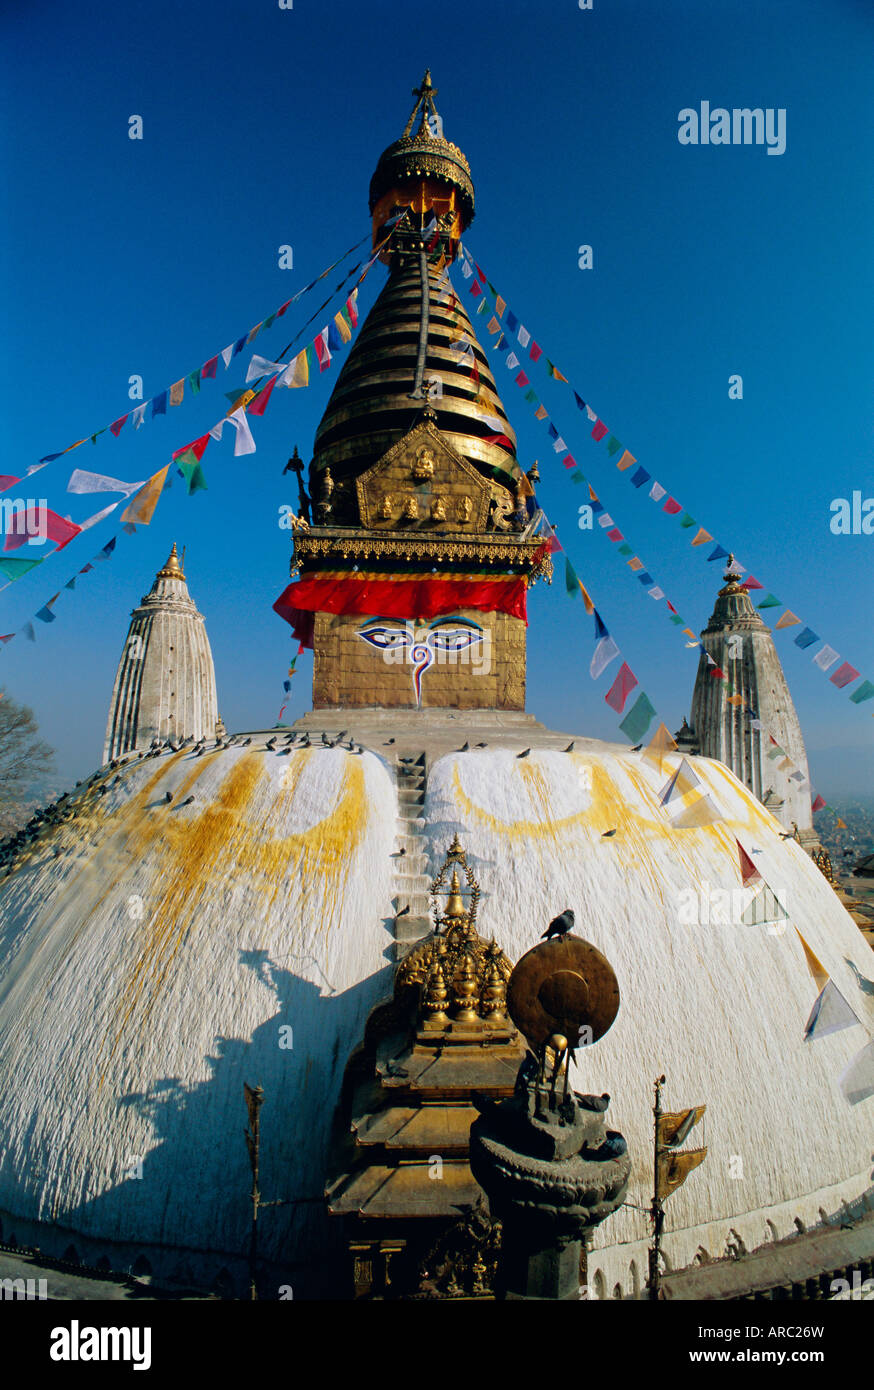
103;544;219;760
687;566;815;845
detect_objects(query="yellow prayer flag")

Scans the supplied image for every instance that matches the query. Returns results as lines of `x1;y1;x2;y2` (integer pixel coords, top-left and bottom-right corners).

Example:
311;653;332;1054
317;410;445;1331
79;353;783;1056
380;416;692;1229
121;465;169;526
795;928;829;993
333;310;352;344
169;378;185;406
534;405;548;421
836;817;847;828
775;610;801;630
495;295;506;318
642;722;679;772
487;316;500;335
225;388;255;416
578;581;595;615
657;1147;707;1199
682;628;697;638
657;1105;706;1149
727;694;744;706
616;450;636;471
289;350;309;388
628;557;644;572
247;322;263;344
691;528;712;547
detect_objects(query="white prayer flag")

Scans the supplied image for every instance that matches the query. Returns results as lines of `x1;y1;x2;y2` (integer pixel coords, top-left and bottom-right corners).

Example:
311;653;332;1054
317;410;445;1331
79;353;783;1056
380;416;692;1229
506;352;520;370
132;404;147;429
812;645;840;672
552;437;567;454
220;345;234;369
461;260;473;279
246;354;288;384
839;1038;874;1105
78;500;122;532
67;470;144;497
597;515;614;529
650;482;666;502
480;412;506;434
659;757;701;806
804;981;859;1042
209;407;256;456
648;586;665;600
585;405;597;422
517;326;530;349
590;635;620;680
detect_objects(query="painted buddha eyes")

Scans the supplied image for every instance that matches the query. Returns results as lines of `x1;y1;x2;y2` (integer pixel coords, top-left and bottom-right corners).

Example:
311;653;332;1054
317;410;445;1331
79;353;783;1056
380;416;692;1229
358;626;412;651
427;627;482;654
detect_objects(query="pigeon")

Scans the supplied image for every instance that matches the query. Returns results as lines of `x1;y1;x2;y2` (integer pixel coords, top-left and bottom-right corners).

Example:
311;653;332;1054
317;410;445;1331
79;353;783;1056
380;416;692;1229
266;737;277;750
196;745;207;757
541;908;575;941
321;732;330;745
391;847;407;858
336;730;348;741
163;792;173;804
602;829;618;838
284;733;296;744
384;738;395;746
476;741;488;748
241;737;252;747
399;756;417;765
564;742;575;753
457;742;470;752
179;796;195;807
517;748;530;759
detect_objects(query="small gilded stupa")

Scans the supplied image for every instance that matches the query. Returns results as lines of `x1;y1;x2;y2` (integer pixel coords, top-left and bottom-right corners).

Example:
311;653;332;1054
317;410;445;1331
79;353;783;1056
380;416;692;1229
274;71;549;711
103;544;220;760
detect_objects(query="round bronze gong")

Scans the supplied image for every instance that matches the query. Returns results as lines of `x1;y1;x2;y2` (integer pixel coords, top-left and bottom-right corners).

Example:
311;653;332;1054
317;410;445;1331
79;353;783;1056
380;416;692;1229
506;936;620;1049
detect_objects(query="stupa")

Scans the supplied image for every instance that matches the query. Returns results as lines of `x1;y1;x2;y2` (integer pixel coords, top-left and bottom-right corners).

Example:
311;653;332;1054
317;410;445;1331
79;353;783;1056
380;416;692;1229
0;75;871;1301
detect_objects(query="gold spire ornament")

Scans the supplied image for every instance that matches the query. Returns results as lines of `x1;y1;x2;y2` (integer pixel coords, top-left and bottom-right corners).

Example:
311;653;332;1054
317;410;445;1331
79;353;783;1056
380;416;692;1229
157;542;185;580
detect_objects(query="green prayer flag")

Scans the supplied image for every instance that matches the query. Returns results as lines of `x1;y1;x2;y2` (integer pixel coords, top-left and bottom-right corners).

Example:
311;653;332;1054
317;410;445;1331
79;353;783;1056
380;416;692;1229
177;458;207;495
188;370;201;395
564;556;578;595
756;593;782;609
570;471;585;484
669;614;685;625
617;543;634;557
524;390;538;404
619;692;657;743
606;436;621;456
263;313;276;330
680;514;696;529
850;679;874;705
0;556;44;581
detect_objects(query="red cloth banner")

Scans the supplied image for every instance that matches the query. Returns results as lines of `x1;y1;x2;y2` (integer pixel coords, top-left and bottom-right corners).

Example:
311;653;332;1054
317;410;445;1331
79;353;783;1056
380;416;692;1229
273;574;528;648
605;661;638;713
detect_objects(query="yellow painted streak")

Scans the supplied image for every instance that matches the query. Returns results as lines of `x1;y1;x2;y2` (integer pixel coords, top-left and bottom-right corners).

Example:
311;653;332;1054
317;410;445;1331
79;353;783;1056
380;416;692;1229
96;751;369;1084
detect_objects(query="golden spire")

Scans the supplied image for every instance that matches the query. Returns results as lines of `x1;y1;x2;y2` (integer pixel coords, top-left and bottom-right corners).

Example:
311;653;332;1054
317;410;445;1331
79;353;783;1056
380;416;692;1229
157;542;185;581
444;868;467;922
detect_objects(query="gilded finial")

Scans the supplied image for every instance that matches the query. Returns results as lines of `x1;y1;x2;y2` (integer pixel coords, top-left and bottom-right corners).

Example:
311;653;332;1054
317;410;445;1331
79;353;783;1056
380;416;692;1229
444;868;467;922
157;542;185;580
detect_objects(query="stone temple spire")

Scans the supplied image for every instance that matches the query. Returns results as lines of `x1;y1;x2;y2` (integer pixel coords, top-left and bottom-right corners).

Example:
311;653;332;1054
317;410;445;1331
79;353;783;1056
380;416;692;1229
103;544;219;761
684;563;817;847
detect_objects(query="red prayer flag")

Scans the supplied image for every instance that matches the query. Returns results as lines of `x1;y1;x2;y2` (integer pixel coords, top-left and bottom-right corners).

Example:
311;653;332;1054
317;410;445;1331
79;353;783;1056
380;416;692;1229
741;576;764;591
346;293;358;327
663;498;683;515
830;662;859;688
3;508;82;553
605;662;638;713
201;356;218;379
563;455;576;470
109;415;128;437
710;666;726;679
276;300;292;317
529;342;542;363
515;371;530;387
172;433;210;462
482;434;513;448
0;475;20;492
475;263;486;284
811;795;826;813
737;839;762;887
247;375;279;417
591;421;608;442
606;528;623;542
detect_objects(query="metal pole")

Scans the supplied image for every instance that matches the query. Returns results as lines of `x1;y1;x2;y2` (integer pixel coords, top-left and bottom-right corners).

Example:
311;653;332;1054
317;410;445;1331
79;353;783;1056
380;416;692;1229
648;1073;666;1301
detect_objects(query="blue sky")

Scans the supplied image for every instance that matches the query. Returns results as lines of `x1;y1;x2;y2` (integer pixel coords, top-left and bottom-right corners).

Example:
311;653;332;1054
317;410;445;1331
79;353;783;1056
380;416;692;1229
2;0;872;798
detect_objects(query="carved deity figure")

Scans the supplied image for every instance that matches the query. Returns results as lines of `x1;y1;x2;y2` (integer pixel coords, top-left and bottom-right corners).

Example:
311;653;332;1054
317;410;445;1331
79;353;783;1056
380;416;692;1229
402;495;419;521
378;493;393;521
431;495;447;522
412;446;435;480
457;495;472;523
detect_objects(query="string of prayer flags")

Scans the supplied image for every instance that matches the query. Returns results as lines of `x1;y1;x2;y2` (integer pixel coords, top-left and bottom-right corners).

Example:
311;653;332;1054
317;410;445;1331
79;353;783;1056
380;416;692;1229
67;469;145;497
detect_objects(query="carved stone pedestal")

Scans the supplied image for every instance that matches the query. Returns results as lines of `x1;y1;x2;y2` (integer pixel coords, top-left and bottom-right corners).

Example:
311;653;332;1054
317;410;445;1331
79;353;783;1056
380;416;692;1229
470;1056;631;1301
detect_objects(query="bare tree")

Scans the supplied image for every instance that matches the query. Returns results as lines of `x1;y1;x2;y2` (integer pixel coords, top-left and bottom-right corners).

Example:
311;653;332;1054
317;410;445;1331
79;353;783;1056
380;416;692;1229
0;690;54;838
